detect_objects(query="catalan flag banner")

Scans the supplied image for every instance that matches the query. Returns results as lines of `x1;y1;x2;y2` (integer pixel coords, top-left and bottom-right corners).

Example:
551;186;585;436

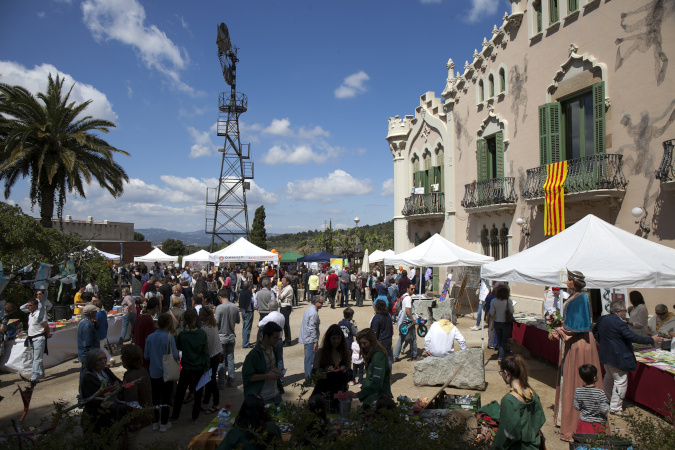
544;161;568;236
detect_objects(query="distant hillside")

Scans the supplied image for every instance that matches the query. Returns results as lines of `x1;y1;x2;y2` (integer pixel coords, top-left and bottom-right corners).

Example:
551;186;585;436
136;228;281;247
268;220;394;254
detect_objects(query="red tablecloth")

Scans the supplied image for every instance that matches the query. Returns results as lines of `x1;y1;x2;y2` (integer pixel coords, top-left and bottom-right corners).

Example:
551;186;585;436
511;322;560;365
511;322;675;417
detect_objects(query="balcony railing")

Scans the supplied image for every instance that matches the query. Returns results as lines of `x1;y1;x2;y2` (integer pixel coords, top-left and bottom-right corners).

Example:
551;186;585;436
655;139;675;182
523;154;627;199
402;192;445;217
461;177;518;209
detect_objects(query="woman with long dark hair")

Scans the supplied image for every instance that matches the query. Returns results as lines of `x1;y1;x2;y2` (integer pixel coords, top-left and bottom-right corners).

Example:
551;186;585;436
216;394;281;449
200;306;222;413
489;284;514;362
492;355;546;449
356;328;392;405
311;324;352;411
627;291;648;337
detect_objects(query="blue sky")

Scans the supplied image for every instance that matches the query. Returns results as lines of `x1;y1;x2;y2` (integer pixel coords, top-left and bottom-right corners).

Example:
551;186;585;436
1;0;509;233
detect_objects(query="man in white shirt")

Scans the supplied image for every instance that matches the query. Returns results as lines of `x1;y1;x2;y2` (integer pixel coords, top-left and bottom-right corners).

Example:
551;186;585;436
543;287;569;314
423;313;467;357
278;277;294;346
394;284;420;361
85;277;99;299
20;290;53;316
25;299;51;382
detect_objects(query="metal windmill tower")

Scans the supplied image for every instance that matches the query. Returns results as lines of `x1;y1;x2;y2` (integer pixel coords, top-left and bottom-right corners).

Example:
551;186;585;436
206;23;254;251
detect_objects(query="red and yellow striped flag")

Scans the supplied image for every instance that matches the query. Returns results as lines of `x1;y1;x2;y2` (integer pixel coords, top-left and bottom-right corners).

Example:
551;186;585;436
544;161;568;236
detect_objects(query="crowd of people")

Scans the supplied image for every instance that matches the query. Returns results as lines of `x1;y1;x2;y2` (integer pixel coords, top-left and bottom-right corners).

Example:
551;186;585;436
5;261;674;448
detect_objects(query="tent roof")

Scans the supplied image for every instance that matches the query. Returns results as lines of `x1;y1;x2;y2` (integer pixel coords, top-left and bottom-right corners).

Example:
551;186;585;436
209;238;279;264
480;214;675;289
384;233;494;267
182;249;212;264
280;251;303;263
89;246;119;261
297;251;343;263
133;247;178;263
369;249;395;263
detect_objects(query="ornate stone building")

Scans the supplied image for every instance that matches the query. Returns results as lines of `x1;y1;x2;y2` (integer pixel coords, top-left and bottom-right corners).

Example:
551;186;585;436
387;0;675;311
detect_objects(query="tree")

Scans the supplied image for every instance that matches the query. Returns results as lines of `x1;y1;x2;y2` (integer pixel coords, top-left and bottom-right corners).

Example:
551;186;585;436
0;201;112;306
250;205;268;249
162;238;186;256
133;232;145;241
0;74;129;228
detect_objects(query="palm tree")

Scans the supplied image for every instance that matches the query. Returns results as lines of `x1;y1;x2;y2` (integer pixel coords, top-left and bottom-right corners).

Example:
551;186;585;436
0;74;129;228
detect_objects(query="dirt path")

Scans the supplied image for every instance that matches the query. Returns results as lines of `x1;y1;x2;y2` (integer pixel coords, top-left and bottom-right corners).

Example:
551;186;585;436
0;299;652;448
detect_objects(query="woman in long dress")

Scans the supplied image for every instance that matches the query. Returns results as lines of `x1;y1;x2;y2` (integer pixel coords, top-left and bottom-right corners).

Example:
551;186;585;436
550;269;602;442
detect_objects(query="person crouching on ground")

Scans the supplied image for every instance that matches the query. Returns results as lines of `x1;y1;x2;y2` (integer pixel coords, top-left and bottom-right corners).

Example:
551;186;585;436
216;394;281;450
423;312;466;357
492;355;546;449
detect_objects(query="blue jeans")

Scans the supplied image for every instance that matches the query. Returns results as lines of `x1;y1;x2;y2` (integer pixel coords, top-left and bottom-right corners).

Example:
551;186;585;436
241;310;253;348
475;305;483;327
119;313;136;344
495;322;512;360
220;339;235;386
393;330;417;359
274;338;284;369
303;343;315;379
340;284;349;306
29;336;46;380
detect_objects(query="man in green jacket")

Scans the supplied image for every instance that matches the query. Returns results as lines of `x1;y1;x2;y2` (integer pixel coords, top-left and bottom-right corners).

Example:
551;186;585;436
242;322;285;405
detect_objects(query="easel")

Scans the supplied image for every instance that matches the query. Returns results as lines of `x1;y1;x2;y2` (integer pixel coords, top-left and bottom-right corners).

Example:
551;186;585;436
454;276;475;319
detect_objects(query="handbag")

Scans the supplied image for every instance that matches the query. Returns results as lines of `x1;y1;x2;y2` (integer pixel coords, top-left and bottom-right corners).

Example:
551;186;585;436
162;334;180;382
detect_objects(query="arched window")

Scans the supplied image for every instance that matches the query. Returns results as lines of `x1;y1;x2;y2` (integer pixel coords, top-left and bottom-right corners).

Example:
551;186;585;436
499;68;506;93
488;74;495;98
479;80;485;102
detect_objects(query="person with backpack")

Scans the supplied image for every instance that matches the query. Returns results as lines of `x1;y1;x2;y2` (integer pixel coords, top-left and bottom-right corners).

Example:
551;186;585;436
338;307;358;348
387;278;399;317
393;284;420;362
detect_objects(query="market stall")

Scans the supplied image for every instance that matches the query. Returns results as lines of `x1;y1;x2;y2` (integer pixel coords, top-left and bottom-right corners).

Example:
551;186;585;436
182;249;212;269
509;313;675;416
133;247;178;267
296;251;343;264
209;237;279;265
0;313;128;373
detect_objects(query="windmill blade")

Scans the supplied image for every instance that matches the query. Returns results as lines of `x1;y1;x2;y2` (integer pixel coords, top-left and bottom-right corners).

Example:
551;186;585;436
217;23;232;54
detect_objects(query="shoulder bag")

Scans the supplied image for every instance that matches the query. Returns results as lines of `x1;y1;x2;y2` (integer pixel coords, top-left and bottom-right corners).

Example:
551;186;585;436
163;334;180;382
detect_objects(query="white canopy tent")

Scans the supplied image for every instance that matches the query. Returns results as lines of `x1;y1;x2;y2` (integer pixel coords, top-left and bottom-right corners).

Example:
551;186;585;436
369;249;395;263
182;249;212;267
384;234;494;268
133;247;178;264
480;214;675;289
209;237;279;265
87;246;120;261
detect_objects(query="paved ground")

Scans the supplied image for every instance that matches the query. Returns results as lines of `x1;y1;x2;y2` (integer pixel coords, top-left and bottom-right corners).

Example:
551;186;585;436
0;297;660;448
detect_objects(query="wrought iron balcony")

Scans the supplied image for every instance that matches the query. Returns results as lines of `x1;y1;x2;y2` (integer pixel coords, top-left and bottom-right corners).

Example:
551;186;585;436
461;177;518;209
655;139;675;183
402;192;445;217
523;154;627;200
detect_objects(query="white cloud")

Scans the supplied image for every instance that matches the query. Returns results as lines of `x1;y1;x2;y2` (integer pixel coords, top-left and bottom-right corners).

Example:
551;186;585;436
263;118;293;136
334;71;370;99
261;144;339;165
466;0;499;23
178;105;208;118
187;123;217;158
0;61;117;122
421;0;441;3
37;11;46;18
81;0;199;95
286;170;374;201
298;126;330;139
381;178;394;197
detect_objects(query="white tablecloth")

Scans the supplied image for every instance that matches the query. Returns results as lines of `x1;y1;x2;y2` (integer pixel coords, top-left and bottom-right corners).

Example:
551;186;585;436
0;315;129;373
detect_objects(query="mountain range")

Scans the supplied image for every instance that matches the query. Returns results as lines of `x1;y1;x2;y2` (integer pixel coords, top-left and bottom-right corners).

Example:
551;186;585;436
136;228;280;246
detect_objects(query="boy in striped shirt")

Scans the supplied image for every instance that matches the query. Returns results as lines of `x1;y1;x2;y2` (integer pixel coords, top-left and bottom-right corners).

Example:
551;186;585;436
573;364;609;434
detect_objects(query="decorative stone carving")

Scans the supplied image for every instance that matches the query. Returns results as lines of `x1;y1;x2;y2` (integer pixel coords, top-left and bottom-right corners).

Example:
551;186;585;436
569;43;579;57
413;347;487;390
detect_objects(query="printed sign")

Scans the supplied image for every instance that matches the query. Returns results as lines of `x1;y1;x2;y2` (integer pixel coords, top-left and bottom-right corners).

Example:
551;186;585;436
439;273;453;302
330;258;343;271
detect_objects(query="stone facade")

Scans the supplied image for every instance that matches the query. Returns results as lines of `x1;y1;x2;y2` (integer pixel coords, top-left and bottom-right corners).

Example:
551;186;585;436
387;0;675;313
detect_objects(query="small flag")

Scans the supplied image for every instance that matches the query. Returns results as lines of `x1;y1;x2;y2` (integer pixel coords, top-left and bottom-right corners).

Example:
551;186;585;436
544;161;568;236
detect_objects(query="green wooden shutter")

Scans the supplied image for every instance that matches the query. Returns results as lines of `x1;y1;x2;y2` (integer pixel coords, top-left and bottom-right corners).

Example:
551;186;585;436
432;267;439;293
539;103;562;165
413;171;419;191
424;169;430;193
477;139;488;181
549;0;559;24
592;81;605;155
496;131;504;178
568;0;578;12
